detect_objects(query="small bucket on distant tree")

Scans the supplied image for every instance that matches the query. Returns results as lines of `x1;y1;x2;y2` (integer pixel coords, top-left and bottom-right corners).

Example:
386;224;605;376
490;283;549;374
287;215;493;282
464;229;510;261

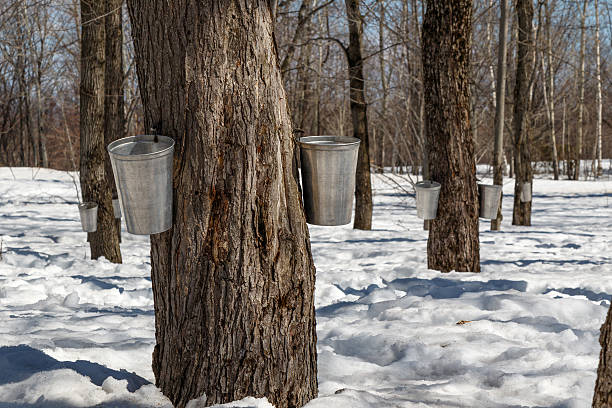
112;198;121;219
108;135;175;235
415;181;441;220
78;202;98;232
478;184;502;219
520;181;532;202
299;136;360;226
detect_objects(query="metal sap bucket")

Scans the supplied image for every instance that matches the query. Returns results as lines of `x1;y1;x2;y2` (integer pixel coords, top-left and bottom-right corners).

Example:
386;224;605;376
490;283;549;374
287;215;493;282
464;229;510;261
415;181;441;220
520;181;532;202
112;198;121;219
299;136;360;226
107;135;174;235
478;184;502;219
78;202;98;232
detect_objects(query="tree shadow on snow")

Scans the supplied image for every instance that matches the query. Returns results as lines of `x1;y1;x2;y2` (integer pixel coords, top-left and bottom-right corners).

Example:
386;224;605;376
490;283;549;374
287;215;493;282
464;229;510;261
317;278;529;317
0;345;150;393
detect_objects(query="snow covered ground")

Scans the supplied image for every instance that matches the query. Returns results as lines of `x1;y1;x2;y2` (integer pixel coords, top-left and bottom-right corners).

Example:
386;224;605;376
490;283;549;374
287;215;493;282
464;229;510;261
0;167;610;407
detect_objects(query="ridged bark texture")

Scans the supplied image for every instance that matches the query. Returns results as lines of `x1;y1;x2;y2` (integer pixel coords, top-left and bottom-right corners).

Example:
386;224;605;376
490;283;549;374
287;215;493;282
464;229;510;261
125;2;318;407
345;0;373;230
594;304;612;407
104;0;124;244
80;0;122;263
422;0;480;273
512;0;533;226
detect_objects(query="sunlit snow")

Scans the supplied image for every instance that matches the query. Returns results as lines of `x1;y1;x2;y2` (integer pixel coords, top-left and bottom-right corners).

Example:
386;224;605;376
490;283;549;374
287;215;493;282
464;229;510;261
0;167;610;407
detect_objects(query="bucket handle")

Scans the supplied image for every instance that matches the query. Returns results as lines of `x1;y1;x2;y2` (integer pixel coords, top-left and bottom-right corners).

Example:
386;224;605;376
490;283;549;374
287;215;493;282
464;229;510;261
151;122;161;143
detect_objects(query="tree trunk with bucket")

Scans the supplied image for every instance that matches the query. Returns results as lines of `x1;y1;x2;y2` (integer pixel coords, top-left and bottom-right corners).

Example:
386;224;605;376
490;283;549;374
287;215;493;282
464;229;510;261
512;0;533;226
104;0;124;244
422;0;480;273
345;0;373;231
80;0;122;263
594;304;612;406
491;0;508;231
125;2;318;407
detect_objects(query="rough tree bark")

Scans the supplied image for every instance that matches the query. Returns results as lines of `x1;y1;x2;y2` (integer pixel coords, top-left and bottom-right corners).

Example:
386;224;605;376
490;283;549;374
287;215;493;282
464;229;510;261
422;0;480;273
80;0;122;263
512;0;533;226
491;0;509;231
125;1;318;407
594;305;612;407
104;0;124;245
345;0;373;230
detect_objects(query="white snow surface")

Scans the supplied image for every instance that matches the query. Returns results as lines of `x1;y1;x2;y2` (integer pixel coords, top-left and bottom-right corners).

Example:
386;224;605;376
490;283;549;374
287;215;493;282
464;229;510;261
0;167;610;407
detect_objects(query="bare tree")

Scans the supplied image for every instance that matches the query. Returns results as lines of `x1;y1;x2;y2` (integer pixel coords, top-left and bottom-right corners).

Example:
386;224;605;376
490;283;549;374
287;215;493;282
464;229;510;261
345;0;373;230
575;0;587;180
79;0;122;263
542;0;559;180
593;0;603;177
103;0;124;243
125;1;318;406
512;0;533;226
422;0;480;273
593;305;612;406
492;0;509;231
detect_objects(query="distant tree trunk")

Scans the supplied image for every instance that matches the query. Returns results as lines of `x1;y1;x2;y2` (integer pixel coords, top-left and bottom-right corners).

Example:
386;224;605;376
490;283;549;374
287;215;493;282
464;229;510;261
594;0;603;178
512;0;533;226
543;1;558;180
104;0;124;244
491;0;508;231
345;0;373;230
126;1;318;407
593;304;612;406
422;0;480;273
562;96;567;176
80;0;122;263
575;0;587;180
280;0;314;78
376;2;387;174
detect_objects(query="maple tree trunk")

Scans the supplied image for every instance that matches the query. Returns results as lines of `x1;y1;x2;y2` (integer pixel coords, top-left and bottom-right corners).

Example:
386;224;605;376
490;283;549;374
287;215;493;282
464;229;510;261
512;0;533;226
104;0;124;244
491;0;508;231
126;1;318;407
422;0;480;273
345;0;373;230
593;304;612;407
79;0;122;263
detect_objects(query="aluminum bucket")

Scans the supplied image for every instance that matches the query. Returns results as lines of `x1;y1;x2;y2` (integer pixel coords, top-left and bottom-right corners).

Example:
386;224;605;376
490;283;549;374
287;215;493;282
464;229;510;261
299;136;360;226
478;184;502;219
107;135;174;235
520;181;531;202
78;202;98;232
415;181;441;220
112;198;121;219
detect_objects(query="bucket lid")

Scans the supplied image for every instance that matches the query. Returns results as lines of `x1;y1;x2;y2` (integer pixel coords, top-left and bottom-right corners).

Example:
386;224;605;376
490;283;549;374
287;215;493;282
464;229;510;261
299;136;360;151
108;135;175;161
415;181;441;190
